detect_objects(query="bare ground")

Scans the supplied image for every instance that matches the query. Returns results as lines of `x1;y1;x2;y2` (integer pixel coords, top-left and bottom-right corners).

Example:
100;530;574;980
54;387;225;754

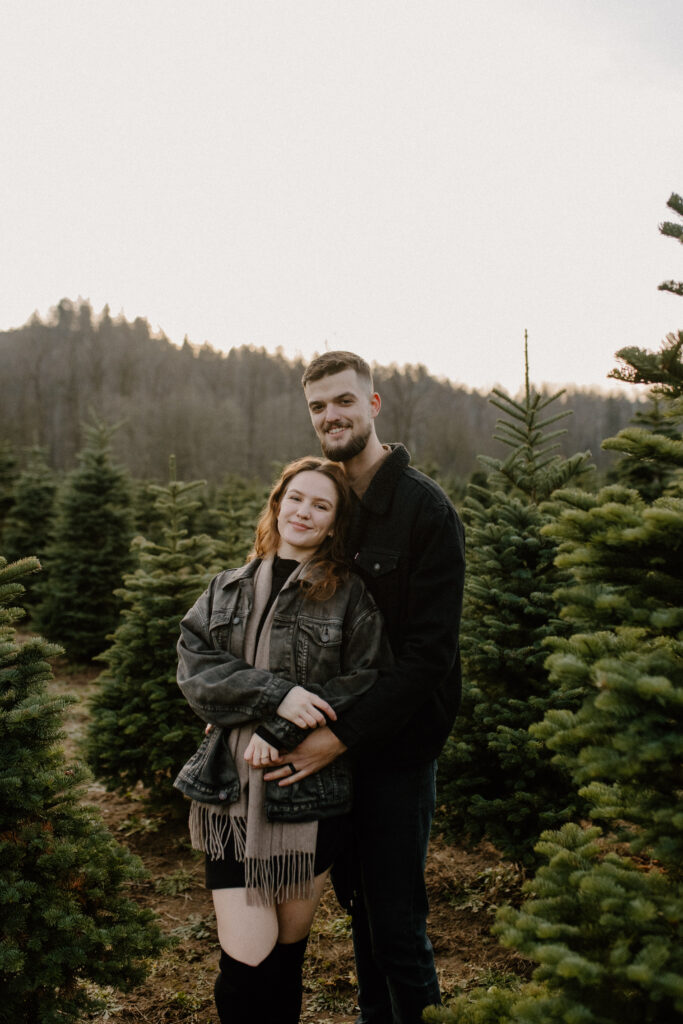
48;658;532;1024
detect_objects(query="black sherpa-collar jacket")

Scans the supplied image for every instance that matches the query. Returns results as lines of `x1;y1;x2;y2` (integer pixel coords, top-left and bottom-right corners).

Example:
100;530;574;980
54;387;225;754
329;443;466;764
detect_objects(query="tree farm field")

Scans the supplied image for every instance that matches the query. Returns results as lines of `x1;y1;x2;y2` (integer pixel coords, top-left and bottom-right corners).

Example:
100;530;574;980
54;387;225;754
48;650;531;1024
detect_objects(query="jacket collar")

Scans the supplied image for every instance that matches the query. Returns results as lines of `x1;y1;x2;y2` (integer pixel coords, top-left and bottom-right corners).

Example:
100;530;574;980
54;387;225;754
220;560;259;587
358;443;410;515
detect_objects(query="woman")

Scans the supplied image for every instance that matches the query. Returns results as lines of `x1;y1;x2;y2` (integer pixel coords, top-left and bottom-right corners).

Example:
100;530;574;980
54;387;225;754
174;457;390;1024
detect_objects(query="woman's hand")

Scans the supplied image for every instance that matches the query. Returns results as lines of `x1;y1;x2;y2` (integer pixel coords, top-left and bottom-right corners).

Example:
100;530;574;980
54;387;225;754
276;686;337;729
244;734;280;768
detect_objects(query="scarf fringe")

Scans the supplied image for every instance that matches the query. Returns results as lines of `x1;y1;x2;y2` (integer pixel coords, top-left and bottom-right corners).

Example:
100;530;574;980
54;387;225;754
188;801;247;862
244;850;316;906
188;801;315;905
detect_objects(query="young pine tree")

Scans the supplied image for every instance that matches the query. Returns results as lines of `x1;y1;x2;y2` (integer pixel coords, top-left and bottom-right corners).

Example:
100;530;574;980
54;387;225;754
437;339;593;865
427;195;683;1024
0;439;18;536
1;447;57;608
215;473;269;565
606;394;681;500
33;419;134;661
0;556;164;1024
87;462;222;806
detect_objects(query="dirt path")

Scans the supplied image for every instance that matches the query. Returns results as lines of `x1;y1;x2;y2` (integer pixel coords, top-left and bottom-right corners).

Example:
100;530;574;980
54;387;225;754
49;659;530;1023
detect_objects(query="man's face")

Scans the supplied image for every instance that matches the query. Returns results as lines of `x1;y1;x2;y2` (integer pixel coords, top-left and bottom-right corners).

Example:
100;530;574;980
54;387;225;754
304;368;380;462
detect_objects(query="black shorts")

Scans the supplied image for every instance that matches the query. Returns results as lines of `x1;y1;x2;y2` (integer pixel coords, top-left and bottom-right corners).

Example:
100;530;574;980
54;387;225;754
205;813;351;891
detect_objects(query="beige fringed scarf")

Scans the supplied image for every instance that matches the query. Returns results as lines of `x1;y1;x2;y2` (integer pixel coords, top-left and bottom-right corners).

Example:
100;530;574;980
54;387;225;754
188;557;318;905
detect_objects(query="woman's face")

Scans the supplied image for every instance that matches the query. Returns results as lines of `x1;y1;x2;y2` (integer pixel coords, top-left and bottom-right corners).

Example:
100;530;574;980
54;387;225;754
276;470;338;560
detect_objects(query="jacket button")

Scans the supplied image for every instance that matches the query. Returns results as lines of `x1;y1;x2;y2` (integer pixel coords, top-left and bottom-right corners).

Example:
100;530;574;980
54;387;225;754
233;617;240;624
218;790;229;801
373;562;381;572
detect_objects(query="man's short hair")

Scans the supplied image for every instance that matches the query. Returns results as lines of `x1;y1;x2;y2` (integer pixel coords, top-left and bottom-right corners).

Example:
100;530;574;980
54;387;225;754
301;350;374;390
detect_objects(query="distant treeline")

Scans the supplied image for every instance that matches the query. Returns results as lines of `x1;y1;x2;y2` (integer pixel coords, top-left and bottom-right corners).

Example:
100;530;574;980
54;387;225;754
1;298;639;483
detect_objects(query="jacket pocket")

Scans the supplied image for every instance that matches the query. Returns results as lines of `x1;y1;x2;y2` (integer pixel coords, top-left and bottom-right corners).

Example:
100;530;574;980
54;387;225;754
353;546;399;578
173;728;240;804
265;760;352;822
208;592;243;650
296;615;343;687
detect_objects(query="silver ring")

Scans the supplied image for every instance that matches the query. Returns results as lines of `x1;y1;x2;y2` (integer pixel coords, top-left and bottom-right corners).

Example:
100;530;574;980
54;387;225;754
287;762;296;776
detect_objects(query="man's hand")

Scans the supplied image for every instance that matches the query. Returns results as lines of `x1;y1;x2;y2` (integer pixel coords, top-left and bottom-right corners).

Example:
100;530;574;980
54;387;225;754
263;727;347;786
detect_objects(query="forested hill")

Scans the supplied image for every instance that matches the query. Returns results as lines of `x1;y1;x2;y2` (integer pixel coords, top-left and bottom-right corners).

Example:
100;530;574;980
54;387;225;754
2;298;637;483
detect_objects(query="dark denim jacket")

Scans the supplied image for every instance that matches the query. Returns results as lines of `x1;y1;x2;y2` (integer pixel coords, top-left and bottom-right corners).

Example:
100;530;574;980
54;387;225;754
173;560;391;821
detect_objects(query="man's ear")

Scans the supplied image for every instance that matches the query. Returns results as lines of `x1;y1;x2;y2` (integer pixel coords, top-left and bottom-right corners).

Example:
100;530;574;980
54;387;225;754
370;391;381;418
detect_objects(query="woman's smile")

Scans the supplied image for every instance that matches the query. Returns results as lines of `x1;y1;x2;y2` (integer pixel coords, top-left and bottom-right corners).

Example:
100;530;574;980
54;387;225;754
276;470;338;559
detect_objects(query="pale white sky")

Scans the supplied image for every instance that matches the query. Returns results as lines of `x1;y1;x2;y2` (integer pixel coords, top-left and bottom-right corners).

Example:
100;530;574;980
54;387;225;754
1;0;681;394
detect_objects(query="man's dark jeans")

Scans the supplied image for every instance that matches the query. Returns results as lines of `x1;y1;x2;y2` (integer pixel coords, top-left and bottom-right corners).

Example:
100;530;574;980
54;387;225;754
349;760;441;1024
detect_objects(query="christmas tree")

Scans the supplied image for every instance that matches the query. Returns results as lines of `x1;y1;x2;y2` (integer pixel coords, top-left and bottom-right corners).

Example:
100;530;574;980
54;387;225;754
606;394;681;500
438;338;593;865
32;419;134;661
1;447;56;608
0;556;164;1024
0;439;17;535
427;193;683;1024
86;461;222;806
214;472;269;565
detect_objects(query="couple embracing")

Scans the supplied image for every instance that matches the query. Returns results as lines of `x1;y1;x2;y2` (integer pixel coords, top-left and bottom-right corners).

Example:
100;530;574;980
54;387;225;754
174;351;465;1024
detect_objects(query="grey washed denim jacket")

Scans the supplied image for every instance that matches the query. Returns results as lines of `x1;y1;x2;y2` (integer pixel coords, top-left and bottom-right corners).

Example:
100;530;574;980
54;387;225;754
174;560;391;821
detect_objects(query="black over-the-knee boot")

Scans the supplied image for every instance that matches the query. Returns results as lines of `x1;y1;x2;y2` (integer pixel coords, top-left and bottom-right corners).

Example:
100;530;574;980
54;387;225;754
275;935;309;1024
214;946;280;1023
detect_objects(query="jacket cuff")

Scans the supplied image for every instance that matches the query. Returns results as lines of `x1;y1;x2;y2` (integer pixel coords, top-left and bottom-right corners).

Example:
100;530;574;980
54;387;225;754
261;675;296;716
328;717;361;750
254;724;283;749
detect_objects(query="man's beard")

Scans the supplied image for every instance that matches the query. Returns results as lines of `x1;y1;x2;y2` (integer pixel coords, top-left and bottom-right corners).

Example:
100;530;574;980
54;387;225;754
320;423;371;462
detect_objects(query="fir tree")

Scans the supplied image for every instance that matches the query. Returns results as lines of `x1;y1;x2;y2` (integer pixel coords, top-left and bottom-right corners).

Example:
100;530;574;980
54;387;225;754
438;337;593;865
215;473;268;565
0;556;165;1024
427;194;683;1024
86;461;222;806
0;439;17;536
32;419;134;661
657;191;683;298
606;396;681;500
1;447;56;607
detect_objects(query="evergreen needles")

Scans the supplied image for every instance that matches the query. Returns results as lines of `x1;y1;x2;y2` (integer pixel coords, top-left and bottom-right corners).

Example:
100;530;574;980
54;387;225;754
32;419;134;661
86;461;223;806
437;336;594;866
429;191;683;1024
0;556;165;1024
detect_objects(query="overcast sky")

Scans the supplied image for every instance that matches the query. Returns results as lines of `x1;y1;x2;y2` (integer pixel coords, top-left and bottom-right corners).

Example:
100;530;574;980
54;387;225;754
2;0;682;394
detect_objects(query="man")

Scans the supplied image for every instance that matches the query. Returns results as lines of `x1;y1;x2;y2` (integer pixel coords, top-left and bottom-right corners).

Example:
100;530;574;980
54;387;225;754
265;351;465;1024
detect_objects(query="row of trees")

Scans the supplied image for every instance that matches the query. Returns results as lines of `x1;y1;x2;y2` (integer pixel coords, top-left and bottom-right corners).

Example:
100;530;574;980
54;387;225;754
429;193;683;1023
1;194;680;1021
0;299;637;483
0;557;166;1021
